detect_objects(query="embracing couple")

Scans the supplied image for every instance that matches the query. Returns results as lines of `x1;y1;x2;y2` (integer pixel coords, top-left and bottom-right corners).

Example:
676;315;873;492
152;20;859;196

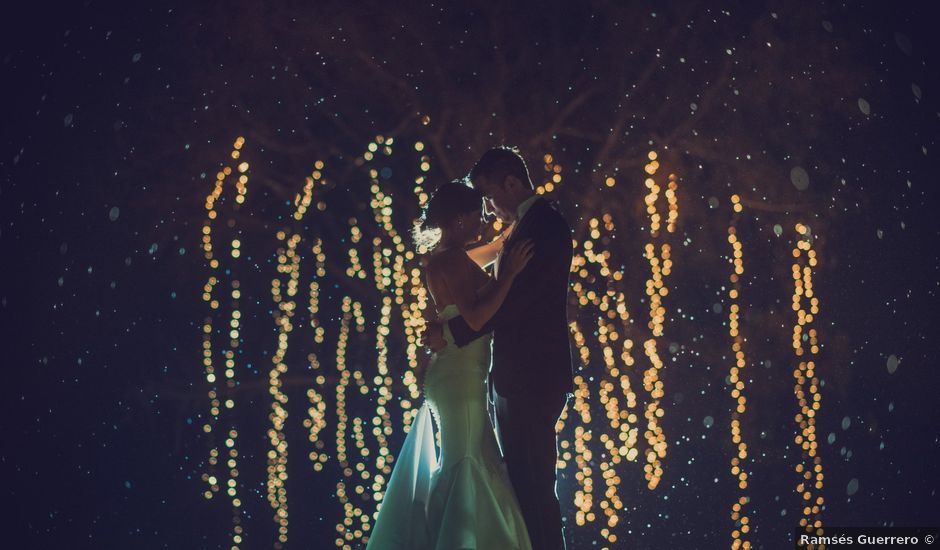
366;147;574;550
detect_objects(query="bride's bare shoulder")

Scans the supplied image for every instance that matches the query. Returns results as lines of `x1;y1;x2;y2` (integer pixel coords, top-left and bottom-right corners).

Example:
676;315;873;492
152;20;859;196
422;249;469;307
423;248;467;274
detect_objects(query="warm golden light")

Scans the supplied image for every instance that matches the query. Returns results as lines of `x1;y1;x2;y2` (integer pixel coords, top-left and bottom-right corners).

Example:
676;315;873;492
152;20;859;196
791;223;825;543
201;137;248;548
726;198;753;549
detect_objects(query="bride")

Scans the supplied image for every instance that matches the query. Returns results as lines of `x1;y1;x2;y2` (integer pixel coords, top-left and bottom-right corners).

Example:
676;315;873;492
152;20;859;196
365;179;534;550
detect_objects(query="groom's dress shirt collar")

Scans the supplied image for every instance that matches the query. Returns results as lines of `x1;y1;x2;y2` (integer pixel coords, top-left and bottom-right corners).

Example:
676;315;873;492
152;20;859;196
515;194;540;225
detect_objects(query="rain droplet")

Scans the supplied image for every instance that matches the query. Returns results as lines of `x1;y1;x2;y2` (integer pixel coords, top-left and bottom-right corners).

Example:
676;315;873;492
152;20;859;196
703;416;714;429
132;52;142;63
712;303;723;314
773;224;783;237
876;229;884;239
841;416;851;430
108;206;120;222
827;433;836;444
790;166;810;191
894;32;912;55
912;83;922;100
846;478;859;496
64;113;74;127
708;197;719;209
149;243;158;255
822;20;833;32
886;354;899;374
857;98;871;116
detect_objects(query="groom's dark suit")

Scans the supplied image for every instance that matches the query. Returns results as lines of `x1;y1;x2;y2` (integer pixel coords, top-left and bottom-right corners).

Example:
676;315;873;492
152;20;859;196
446;196;574;550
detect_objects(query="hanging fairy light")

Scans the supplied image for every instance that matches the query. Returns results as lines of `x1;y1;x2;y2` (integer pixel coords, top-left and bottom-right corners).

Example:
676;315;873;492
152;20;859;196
333;296;354;548
200;136;248;549
791;223;825;543
537;153;563;195
184;117;863;550
556;151;680;546
640;151;675;490
726;194;753;550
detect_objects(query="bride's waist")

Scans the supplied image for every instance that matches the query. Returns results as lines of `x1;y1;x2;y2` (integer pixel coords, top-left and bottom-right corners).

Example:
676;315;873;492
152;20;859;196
430;343;491;366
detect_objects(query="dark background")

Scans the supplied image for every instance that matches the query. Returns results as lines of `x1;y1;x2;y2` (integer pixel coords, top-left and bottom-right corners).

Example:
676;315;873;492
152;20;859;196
1;1;938;548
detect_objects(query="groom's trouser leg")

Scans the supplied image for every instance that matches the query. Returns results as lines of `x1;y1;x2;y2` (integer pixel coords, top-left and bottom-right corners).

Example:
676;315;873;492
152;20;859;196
494;390;568;550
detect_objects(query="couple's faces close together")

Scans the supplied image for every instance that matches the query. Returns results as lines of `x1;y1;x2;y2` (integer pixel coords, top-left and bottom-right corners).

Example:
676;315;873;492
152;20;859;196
476;174;519;224
450;174;525;248
453;208;484;246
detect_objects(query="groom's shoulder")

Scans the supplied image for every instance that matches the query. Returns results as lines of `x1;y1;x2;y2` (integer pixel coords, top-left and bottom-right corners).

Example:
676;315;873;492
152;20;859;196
534;196;563;217
536;198;571;232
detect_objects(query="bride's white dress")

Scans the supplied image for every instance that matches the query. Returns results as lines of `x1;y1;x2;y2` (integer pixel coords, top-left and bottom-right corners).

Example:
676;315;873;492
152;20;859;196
365;304;531;550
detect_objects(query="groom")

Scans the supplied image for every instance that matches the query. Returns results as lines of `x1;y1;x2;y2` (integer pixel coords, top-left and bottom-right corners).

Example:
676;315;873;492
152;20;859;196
424;146;574;550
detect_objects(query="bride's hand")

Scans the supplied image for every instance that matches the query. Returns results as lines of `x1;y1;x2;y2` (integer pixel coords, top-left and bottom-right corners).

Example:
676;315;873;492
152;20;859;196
421;319;446;352
490;223;513;250
419;307;446;351
499;239;535;279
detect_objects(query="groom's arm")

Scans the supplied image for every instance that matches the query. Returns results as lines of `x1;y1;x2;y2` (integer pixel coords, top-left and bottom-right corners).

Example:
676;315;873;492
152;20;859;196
446;212;571;347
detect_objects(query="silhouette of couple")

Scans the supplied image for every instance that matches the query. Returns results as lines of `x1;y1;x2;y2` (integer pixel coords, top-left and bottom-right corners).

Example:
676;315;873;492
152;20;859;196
366;147;574;550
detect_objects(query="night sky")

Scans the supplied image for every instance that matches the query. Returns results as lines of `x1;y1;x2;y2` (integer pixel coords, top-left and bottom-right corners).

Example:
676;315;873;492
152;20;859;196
2;1;938;549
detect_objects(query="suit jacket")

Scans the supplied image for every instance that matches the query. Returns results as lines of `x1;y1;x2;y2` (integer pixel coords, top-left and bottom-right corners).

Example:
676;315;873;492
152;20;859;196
447;197;575;400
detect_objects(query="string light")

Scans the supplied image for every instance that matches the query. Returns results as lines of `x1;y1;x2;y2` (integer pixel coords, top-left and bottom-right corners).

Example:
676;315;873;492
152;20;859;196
537;153;563;194
414;141;429;207
556;153;679;545
293;165;322;220
791;223;825;545
191;141;857;550
200;136;248;549
727;195;753;550
304;237;328;474
265;158;327;546
334;296;354;548
665;173;679;233
640;151;674;490
565;321;596;528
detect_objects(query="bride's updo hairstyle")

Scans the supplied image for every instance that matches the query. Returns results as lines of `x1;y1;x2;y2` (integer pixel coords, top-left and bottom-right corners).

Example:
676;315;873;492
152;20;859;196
412;179;483;252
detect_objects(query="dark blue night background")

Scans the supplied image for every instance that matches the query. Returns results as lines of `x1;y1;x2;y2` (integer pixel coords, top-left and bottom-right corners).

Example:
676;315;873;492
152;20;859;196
1;1;938;549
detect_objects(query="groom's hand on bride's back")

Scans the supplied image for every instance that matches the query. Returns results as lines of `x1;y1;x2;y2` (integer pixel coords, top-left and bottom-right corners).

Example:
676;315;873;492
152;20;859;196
421;319;447;352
